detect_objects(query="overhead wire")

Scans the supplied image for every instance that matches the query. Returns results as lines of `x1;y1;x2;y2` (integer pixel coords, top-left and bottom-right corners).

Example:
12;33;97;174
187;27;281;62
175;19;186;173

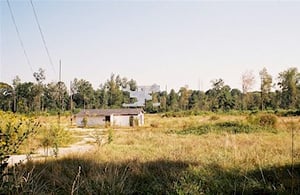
6;0;34;73
30;0;56;74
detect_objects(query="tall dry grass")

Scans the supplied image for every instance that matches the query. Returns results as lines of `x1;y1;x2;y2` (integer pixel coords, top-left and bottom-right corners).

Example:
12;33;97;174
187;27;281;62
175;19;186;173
2;113;300;194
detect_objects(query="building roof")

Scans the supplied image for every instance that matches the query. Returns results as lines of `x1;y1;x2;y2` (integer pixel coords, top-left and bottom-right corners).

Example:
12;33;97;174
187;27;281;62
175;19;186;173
122;84;160;107
76;108;144;117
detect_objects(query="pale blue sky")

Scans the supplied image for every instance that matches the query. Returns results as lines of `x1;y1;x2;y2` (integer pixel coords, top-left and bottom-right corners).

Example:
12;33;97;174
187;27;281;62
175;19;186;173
1;0;300;91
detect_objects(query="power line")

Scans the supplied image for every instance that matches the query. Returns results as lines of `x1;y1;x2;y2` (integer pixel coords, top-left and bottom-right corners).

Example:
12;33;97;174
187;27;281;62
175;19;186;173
6;0;34;73
30;0;56;74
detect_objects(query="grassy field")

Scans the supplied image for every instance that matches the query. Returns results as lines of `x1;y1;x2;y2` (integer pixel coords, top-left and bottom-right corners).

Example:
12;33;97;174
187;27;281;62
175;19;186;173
2;112;300;194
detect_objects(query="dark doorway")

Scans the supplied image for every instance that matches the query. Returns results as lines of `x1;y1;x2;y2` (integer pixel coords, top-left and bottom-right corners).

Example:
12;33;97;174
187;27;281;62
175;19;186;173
105;115;111;126
129;116;134;127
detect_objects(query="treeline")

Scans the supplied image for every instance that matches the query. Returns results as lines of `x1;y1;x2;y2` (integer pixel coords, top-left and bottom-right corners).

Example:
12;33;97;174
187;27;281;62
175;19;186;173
0;71;137;113
0;67;299;113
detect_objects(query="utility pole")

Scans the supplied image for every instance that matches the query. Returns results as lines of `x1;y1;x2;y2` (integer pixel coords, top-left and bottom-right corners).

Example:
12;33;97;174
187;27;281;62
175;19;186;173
13;90;16;112
60;63;63;112
260;74;265;111
70;80;73;126
58;60;62;128
165;85;168;111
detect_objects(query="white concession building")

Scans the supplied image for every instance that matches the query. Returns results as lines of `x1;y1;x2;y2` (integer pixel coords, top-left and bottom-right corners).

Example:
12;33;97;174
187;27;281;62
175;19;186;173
75;108;144;127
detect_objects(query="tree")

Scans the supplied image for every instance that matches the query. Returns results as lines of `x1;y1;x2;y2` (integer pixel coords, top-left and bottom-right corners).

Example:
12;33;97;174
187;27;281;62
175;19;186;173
178;86;191;110
158;91;167;112
188;90;200;110
212;79;224;91
218;85;233;111
12;76;21;89
121;77;128;89
33;68;46;84
206;79;223;111
97;85;109;108
247;92;261;110
11;76;21;112
231;88;242;110
151;92;160;112
15;82;36;112
72;78;95;109
43;82;69;111
33;68;46;112
198;91;208;110
259;68;272;110
241;71;255;110
0;82;13;111
277;67;300;109
103;74;123;108
43;82;60;110
127;79;137;91
205;89;216;111
167;89;178;111
207;79;233;111
58;81;70;111
269;90;281;110
0;112;39;189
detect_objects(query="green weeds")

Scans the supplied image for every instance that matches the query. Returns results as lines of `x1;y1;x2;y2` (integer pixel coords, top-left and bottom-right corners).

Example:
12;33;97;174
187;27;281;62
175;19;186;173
172;121;278;135
0;111;40;193
39;125;73;156
108;128;114;144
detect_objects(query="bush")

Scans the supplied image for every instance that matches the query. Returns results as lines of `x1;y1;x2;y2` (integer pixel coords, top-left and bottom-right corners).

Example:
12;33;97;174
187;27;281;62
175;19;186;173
150;122;159;128
247;113;278;128
275;109;300;117
258;114;277;127
209;115;220;121
161;111;210;118
39;125;73;156
0;111;40;192
108;128;114;144
81;117;88;127
172;120;277;135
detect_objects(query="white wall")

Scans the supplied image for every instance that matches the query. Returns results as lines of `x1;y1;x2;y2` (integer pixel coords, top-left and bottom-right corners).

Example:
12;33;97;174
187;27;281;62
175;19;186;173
76;116;106;127
112;114;144;127
76;113;144;127
138;113;144;126
112;115;130;126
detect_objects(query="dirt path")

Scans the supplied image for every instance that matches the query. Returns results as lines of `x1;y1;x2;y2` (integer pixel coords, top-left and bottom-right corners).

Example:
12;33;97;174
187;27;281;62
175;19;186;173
8;128;105;166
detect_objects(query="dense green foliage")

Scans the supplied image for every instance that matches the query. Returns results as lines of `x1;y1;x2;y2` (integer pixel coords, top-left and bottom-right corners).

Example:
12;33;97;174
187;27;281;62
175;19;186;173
0;112;40;192
1;67;299;113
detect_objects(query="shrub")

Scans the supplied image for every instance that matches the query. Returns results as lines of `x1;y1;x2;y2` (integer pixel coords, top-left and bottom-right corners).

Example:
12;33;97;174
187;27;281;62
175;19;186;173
161;111;210;118
39;125;73;156
172;120;277;135
108;128;114;144
81;117;88;128
247;113;278;128
150;122;159;128
209;115;220;121
258;114;277;127
90;130;105;146
0;111;40;192
275;109;300;117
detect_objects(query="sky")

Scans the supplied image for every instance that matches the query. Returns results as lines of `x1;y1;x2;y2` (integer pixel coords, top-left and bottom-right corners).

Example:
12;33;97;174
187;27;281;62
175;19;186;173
1;0;300;92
